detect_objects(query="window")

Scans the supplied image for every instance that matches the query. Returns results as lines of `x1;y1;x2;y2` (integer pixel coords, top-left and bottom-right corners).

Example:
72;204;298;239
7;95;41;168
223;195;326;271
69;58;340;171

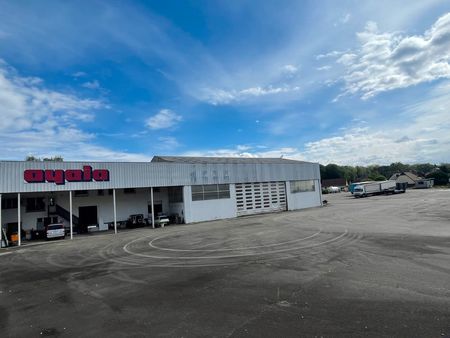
192;185;203;201
74;190;89;197
218;184;231;199
26;198;45;212
97;189;105;196
191;184;230;201
1;198;18;210
124;188;136;194
168;186;183;203
290;180;315;193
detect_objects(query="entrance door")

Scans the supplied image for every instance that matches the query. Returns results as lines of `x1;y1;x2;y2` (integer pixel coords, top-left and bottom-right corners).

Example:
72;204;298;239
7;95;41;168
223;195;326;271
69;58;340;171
148;202;163;216
235;182;287;216
78;206;98;233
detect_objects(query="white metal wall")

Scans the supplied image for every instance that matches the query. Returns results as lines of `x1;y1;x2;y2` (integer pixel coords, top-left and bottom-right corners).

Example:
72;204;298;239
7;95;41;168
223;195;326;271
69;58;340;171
285;180;322;210
183;185;237;223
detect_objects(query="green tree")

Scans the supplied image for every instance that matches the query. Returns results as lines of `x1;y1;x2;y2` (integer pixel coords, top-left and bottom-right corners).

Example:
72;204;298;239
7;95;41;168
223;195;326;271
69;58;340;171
322;164;342;179
412;163;436;176
439;164;450;174
426;171;449;186
43;156;64;162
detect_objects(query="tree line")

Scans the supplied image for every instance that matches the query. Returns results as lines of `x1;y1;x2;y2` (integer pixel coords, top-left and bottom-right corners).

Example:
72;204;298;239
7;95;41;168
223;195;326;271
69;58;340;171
320;162;450;186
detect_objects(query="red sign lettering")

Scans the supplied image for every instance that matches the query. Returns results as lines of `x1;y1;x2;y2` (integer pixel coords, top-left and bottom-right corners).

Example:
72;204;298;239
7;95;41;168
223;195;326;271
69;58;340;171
24;166;110;185
93;169;109;181
24;170;45;183
45;170;65;185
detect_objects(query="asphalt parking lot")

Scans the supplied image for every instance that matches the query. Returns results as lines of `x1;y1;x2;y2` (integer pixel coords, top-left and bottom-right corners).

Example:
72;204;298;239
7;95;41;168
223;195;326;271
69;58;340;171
1;189;450;337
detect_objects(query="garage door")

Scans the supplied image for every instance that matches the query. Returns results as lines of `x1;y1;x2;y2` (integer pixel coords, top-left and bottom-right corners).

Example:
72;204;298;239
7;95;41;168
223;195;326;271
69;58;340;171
235;181;287;216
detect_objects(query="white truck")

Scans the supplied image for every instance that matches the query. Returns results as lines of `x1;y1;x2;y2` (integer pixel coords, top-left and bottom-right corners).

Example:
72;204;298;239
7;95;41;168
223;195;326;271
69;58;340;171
353;180;397;198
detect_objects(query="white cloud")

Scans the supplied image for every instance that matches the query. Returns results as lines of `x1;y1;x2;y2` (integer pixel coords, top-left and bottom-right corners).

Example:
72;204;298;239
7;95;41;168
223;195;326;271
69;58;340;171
303;81;450;165
200;85;301;105
0;60;152;161
0;60;102;132
337;12;450;99
340;13;351;24
186;80;450;166
282;64;298;76
158;136;180;150
72;71;87;78
82;80;100;89
146;109;182;129
316;50;347;60
183;146;302;160
316;65;332;71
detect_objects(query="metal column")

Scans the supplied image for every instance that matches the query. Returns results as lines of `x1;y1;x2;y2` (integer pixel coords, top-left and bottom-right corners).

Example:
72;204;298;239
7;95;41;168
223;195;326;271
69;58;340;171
17;193;21;246
113;189;117;234
0;194;2;247
69;191;73;240
150;187;155;229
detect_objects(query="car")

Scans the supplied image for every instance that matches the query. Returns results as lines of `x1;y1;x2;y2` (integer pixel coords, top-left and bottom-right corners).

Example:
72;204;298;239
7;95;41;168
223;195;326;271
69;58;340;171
154;214;170;227
45;223;66;240
126;214;146;228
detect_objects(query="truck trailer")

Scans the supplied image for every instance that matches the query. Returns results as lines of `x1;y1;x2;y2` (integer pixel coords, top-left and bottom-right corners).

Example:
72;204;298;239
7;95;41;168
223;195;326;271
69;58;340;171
353;180;397;198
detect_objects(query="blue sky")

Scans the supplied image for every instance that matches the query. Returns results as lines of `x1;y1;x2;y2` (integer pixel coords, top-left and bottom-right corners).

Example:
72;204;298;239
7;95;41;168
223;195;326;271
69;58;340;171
0;0;450;165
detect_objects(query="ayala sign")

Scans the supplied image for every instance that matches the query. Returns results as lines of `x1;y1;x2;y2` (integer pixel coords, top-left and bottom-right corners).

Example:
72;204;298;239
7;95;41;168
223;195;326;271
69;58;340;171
24;166;110;185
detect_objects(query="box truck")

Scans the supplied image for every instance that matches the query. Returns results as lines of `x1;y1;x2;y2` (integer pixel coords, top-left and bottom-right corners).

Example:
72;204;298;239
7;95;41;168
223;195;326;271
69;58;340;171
353;180;397;197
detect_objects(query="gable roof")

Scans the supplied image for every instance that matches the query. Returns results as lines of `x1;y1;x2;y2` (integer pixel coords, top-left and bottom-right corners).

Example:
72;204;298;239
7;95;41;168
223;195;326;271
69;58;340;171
389;171;422;183
151;156;307;165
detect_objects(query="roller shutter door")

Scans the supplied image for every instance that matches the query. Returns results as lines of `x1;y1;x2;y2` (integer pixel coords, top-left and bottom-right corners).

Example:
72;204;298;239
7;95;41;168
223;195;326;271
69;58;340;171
236;181;287;216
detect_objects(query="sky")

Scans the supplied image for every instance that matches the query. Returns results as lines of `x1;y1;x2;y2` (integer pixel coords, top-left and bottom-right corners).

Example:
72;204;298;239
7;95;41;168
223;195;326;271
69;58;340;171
0;0;450;165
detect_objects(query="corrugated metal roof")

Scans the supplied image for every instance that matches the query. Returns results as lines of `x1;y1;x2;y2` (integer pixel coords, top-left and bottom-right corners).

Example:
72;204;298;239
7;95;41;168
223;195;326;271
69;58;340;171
151;156;305;164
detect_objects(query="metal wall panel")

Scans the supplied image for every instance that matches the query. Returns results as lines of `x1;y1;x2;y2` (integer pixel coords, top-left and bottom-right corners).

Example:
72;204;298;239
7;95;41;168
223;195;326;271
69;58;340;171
0;161;320;193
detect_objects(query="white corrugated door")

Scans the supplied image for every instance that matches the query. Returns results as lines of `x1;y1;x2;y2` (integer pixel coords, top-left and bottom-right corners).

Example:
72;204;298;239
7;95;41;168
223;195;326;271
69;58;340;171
236;181;286;216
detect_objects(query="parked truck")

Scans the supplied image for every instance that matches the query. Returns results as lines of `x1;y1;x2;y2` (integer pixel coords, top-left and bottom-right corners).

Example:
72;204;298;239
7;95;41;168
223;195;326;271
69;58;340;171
353;180;397;197
349;181;375;194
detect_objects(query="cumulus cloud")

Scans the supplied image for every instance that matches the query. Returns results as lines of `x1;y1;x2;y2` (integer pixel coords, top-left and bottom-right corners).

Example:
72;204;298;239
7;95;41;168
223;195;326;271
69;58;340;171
200;85;301;105
0;60;102;132
187;80;450;165
303;81;450;165
337;12;450;99
0;60;151;161
146;109;182;129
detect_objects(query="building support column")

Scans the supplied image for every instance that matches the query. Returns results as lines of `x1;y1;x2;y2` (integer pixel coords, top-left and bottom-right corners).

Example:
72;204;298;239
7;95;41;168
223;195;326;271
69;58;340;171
17;193;21;246
113;189;117;234
150;187;155;229
318;179;323;207
69;191;73;240
0;194;2;247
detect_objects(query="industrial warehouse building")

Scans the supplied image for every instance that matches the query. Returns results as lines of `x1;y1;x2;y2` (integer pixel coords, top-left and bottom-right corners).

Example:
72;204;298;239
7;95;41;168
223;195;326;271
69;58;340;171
0;156;322;246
